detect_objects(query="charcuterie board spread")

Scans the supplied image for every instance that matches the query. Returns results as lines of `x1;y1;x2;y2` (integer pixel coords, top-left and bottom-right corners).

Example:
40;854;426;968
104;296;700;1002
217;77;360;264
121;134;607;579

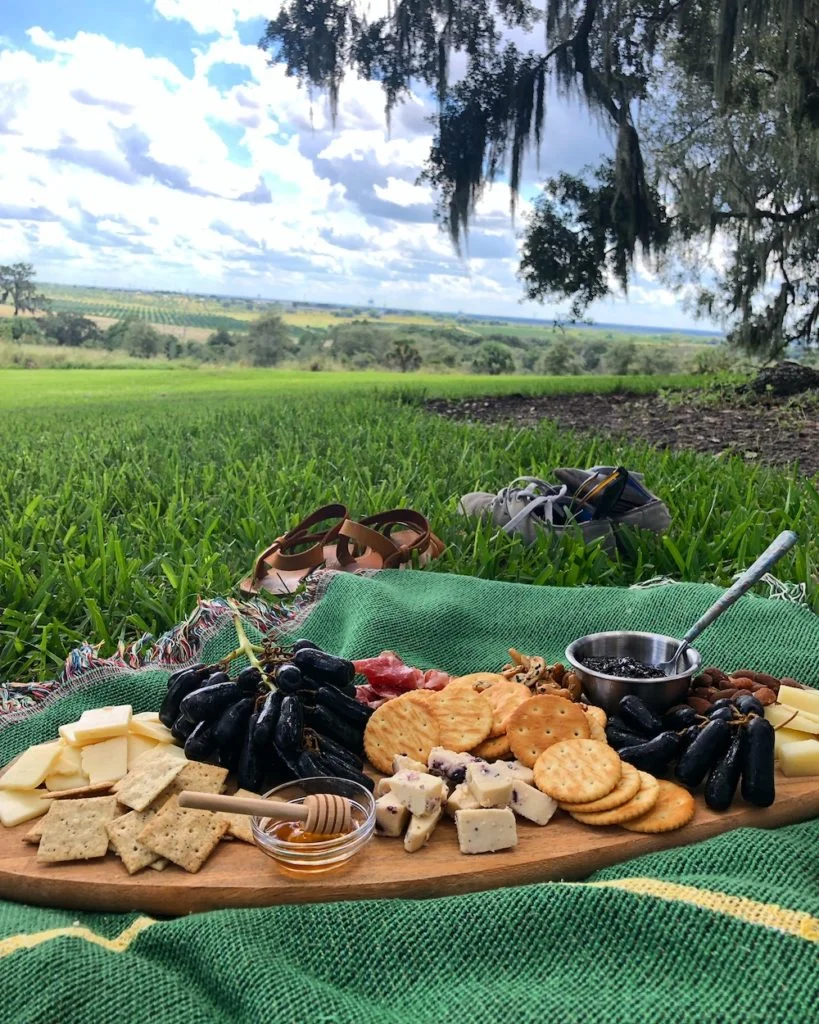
2;624;819;916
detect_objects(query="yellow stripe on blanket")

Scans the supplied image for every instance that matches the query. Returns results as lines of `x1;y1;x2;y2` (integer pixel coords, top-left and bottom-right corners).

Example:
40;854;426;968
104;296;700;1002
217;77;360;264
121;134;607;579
0;915;156;959
586;878;819;943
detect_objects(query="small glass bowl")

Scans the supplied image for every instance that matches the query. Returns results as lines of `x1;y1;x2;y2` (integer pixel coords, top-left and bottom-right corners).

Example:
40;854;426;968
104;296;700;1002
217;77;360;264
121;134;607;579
251;776;376;875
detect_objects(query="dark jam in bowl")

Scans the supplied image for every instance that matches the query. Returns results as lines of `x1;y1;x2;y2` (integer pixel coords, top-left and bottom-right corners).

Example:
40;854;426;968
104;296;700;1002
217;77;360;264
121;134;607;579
581;656;664;679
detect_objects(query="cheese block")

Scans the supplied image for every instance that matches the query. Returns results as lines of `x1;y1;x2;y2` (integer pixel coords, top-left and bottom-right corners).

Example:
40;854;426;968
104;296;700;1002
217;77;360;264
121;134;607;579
0;742;62;790
778;738;819;777
764;705;819;735
427;747;479;786
508;780;558;825
374;793;410;837
80;736;129;785
390;770;446;817
160;743;186;760
374;777;393;799
128;717;174;744
445;782;480;818
499;761;535;786
392;754;428;774
45;771;91;792
132;711;161;725
777;686;819;718
774;726;812;759
403;806;442;853
0;789;48;827
455;807;518;854
73;705;132;744
58;722;82;746
466;762;513;809
127;734;159;769
50;744;84;776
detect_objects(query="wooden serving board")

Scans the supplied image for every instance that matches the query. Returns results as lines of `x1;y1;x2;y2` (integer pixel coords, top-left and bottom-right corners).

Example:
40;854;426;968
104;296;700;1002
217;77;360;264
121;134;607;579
2;772;818;916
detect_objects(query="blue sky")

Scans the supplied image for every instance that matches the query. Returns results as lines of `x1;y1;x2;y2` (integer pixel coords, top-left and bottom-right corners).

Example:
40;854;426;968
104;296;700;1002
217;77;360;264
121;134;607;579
0;1;716;328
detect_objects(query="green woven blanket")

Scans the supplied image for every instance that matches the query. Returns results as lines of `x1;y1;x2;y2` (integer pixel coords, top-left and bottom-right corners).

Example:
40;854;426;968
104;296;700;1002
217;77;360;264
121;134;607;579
2;571;818;1023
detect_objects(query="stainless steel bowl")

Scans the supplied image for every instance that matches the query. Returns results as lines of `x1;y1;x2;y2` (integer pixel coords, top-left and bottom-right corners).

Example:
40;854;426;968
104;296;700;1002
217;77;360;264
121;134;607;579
565;631;701;715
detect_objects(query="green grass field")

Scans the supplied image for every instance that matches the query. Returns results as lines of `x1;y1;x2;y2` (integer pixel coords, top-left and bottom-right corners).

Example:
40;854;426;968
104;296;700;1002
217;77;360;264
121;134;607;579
1;368;813;681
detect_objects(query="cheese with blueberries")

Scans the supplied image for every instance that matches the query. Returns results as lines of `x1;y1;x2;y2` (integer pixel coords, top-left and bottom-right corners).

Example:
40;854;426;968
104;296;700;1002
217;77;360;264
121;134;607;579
445;782;481;817
375;793;410;837
508;781;558;825
466;762;513;808
404;806;442;853
455;807;518;854
390;769;446;817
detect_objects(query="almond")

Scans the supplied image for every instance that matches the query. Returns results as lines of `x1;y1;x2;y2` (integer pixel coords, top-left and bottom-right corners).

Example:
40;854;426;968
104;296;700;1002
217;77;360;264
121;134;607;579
729;676;756;690
754;686;777;706
687;696;713;715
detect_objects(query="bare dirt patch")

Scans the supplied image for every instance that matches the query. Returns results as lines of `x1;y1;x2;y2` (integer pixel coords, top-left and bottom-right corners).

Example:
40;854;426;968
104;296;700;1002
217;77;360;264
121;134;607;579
426;389;819;477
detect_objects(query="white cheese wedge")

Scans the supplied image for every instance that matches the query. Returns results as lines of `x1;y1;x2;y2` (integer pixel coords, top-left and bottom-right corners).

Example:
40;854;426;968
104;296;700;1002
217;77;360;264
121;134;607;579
403;806;442;853
455;807;518;854
374;777;394;798
132;711;161;725
445;782;480;818
778;738;819;777
498;760;535;785
73;705;132;744
390;770;446;817
58;722;82;747
392;754;428;774
764;704;819;735
80;736;129;785
0;789;48;827
508;780;558;825
127;734;159;769
375;793;410;837
776;686;819;718
128;718;174;744
48;743;84;777
0;742;62;790
44;771;90;792
466;762;514;808
774;726;812;759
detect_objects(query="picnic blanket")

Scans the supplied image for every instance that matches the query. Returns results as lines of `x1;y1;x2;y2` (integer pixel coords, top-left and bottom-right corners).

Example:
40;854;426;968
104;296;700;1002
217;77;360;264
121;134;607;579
1;570;818;1023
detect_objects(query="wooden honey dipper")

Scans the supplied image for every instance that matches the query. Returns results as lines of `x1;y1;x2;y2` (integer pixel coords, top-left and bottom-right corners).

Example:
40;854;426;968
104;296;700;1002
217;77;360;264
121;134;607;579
177;790;353;835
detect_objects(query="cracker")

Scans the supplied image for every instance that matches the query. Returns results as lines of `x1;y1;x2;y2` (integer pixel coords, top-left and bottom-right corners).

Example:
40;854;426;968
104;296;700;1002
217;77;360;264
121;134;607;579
37;796;118;863
507;695;590;768
163;761;229;799
364;699;440;774
533;739;621;804
622;780;695;834
41;781;114;800
569;772;660;825
106;809;161;874
560;762;641;813
471;733;512;760
582;705;607;728
431;686;492;752
116;751;185;812
138;796;229;873
217;788;256;845
587;719;607;744
23;818;47;844
149;858;169;871
396;689;439;706
480;681;531;737
447;673;505;693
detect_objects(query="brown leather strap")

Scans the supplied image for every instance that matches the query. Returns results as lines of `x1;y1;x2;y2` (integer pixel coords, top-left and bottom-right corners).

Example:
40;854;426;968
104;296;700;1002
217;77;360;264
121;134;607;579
335;520;399;567
335;509;433;569
252;504;347;581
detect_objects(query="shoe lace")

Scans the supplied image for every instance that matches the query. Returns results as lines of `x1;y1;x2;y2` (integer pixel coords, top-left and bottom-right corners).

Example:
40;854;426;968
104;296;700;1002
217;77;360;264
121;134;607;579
495;477;578;534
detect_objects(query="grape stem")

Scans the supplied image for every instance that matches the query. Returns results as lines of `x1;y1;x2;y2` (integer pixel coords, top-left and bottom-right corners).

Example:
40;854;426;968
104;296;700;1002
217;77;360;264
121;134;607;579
221;610;275;691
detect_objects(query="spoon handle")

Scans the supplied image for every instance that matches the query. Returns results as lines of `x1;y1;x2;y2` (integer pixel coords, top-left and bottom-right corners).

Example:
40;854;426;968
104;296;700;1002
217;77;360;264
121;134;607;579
178;790;308;821
681;530;799;647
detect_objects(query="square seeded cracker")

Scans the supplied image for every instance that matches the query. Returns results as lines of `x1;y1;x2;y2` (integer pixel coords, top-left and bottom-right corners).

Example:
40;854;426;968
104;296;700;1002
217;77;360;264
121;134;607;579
163;761;228;799
37;796;118;863
106;809;161;874
116;751;185;812
138;796;229;873
217;788;257;845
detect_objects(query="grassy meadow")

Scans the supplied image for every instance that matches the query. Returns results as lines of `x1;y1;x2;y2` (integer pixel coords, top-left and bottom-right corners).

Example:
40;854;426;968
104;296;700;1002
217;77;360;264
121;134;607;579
1;367;814;682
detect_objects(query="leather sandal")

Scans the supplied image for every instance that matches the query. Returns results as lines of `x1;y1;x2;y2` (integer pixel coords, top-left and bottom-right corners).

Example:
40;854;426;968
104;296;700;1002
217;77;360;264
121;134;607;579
239;504;348;596
334;510;445;571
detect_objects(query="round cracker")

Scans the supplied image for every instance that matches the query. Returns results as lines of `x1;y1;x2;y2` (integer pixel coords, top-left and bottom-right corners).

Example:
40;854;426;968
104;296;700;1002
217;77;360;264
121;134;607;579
560;762;641;813
621;779;695;834
480;680;531;737
432;686;493;752
364;699;440;775
471;733;511;760
396;689;439;705
582;705;607;728
447;673;505;693
533;739;621;803
569;772;660;825
507;695;590;768
587;719;607;744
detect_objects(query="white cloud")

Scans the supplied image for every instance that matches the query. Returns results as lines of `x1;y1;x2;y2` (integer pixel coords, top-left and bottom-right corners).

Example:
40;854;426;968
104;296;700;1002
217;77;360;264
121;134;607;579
152;0;274;37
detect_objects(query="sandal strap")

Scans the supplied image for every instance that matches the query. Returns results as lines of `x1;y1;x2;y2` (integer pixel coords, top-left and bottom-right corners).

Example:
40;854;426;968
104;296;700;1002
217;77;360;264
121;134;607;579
252;503;348;582
336;509;432;569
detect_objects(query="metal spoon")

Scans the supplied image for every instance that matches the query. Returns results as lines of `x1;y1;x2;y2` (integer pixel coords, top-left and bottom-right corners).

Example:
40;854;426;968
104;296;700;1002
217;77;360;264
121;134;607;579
658;530;799;675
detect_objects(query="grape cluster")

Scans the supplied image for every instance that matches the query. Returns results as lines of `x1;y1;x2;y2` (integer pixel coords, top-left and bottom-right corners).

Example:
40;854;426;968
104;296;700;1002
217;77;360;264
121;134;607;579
159;640;374;794
605;693;775;811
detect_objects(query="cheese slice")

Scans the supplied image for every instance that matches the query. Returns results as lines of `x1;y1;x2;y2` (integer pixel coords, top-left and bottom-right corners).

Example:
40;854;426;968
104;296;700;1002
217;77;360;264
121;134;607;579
127;734;159;769
132;711;161;725
45;771;90;792
73;705;132;744
776;686;819;719
80;736;129;785
50;744;84;776
774;726;812;759
0;789;48;827
764;705;819;735
128;718;174;744
0;742;62;790
58;722;82;746
778;738;819;777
